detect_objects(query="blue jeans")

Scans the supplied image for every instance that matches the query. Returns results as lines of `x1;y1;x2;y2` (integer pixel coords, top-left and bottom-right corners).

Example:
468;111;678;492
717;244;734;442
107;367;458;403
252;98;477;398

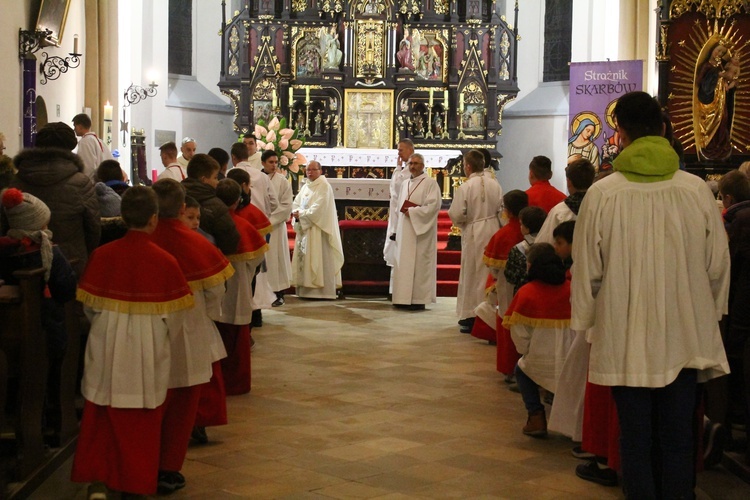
515;364;544;414
612;369;698;500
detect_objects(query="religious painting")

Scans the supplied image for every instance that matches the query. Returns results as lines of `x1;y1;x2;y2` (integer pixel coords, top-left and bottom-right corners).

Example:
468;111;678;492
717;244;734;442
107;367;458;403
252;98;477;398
355;21;385;78
36;0;72;46
344;89;393;149
667;15;750;161
292;27;325;79
460;104;485;132
253;100;273;124
397;28;448;82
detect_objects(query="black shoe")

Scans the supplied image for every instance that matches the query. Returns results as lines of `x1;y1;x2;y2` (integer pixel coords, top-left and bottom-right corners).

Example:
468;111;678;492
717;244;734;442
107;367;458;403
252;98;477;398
460;325;473;334
407;304;425;311
157;470;186;494
704;420;728;469
575;460;618;487
191;425;208;444
251;309;263;328
458;317;474;327
272;296;285;307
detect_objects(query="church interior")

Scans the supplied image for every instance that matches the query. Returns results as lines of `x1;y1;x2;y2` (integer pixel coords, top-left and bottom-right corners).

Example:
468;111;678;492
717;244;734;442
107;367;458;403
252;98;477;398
2;0;750;498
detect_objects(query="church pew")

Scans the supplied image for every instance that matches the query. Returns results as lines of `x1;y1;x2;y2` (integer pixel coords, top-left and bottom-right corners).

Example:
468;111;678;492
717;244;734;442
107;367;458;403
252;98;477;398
0;268;48;480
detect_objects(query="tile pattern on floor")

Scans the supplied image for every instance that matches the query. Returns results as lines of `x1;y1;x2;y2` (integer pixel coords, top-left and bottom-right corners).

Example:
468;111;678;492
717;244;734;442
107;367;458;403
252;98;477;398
30;296;750;499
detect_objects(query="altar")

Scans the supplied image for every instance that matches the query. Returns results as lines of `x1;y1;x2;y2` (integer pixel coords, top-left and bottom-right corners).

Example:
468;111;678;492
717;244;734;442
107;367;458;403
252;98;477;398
301;147;460;220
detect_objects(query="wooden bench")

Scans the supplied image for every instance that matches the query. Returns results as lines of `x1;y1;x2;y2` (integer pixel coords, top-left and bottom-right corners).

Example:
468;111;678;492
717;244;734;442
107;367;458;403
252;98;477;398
0;266;81;497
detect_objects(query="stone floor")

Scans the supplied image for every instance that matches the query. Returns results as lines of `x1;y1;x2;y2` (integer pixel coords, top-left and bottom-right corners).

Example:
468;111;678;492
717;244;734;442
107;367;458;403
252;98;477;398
31;296;750;499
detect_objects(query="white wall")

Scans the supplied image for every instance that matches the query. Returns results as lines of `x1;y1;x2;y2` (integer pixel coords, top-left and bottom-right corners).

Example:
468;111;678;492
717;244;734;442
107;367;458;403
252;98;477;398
120;0;236;177
496;0;640;194
0;0;85;157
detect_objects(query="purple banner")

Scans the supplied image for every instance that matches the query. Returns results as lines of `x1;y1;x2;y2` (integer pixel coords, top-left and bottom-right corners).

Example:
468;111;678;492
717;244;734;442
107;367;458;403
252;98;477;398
568;60;643;172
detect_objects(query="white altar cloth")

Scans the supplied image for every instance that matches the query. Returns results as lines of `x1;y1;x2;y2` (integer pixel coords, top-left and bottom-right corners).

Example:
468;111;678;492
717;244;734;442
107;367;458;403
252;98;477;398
298;147;459;169
327;178;390;201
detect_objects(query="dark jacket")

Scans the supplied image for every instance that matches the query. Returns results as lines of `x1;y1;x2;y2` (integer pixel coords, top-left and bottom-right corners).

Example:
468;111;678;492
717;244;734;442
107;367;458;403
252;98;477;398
182;177;240;255
725;200;750;353
12;148;100;277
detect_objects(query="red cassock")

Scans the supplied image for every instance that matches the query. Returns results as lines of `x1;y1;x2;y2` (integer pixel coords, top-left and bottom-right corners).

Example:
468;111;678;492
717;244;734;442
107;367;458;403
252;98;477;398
150;218;235;471
72;231;193;494
218;212;269;395
478;218;524;360
237;201;273;237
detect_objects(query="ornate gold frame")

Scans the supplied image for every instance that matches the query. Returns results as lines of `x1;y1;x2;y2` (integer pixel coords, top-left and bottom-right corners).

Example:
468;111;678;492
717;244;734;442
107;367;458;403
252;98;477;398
355;20;385;78
344;89;394;148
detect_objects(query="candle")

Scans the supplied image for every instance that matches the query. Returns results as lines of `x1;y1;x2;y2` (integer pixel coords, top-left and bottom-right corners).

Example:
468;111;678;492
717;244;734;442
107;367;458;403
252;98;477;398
288;87;294;105
459;93;464;112
305;86;310;104
272;89;277;108
429;88;433;107
444;90;448;107
103;101;113;121
73;34;79;54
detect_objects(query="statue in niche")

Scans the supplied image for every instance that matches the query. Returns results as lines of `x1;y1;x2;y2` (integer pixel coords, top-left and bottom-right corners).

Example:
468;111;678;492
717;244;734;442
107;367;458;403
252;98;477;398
358;0;384;15
433;114;443;137
414;112;425;137
314;110;323;136
320;26;343;71
296;109;306;131
397;28;415;72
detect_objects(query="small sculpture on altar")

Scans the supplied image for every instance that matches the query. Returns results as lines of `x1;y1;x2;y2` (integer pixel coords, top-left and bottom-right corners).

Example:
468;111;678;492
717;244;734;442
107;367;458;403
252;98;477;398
314;110;324;136
296;109;306;132
320;26;343;71
433;114;443;137
414;112;425;138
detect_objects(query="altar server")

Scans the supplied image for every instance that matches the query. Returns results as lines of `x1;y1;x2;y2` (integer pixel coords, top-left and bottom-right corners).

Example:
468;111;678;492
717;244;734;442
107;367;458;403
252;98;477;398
72;187;194;496
262;150;294;306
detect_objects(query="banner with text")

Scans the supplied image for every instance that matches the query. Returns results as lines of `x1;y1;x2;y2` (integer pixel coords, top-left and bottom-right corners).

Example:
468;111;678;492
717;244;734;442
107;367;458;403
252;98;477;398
568;60;643;172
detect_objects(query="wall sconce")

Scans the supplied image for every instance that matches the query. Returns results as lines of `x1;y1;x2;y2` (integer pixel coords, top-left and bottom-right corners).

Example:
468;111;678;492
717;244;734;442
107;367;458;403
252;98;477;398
39;34;82;85
18;28;52;58
123;81;158;106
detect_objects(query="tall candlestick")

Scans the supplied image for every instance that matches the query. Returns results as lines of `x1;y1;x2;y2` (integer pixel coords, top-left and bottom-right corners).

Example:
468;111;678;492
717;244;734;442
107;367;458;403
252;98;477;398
73;34;79;54
103;101;113;121
444;90;448;108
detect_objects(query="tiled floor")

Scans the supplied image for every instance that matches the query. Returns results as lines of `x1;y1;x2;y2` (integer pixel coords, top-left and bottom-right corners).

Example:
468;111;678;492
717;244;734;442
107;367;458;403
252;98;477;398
31;296;750;499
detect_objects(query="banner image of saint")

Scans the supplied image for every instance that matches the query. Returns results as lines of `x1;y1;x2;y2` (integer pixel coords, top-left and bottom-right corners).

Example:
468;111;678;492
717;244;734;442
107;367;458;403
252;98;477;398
568;60;643;172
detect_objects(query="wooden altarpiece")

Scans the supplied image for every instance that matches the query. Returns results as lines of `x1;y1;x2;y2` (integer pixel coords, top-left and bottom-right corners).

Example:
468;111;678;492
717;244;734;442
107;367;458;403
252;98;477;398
216;0;519;178
657;0;750;176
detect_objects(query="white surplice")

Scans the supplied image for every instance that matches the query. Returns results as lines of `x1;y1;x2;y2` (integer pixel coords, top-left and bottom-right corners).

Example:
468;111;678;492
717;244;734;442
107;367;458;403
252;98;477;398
266;171;293;291
391;173;442;305
384;164;411;266
291;176;344;299
535;200;576;245
572;170;730;386
233;161;279;216
448;170;503;319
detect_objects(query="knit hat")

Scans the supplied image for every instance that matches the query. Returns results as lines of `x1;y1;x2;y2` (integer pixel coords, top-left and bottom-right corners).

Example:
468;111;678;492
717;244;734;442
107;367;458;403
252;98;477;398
2;188;50;231
2;188;54;281
35;122;78;150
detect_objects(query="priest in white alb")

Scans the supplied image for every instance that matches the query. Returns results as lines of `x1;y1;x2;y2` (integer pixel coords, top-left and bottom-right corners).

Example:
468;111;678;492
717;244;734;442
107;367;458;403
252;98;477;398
391;153;442;310
291;161;344;299
383;138;415;267
262;150;293;306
